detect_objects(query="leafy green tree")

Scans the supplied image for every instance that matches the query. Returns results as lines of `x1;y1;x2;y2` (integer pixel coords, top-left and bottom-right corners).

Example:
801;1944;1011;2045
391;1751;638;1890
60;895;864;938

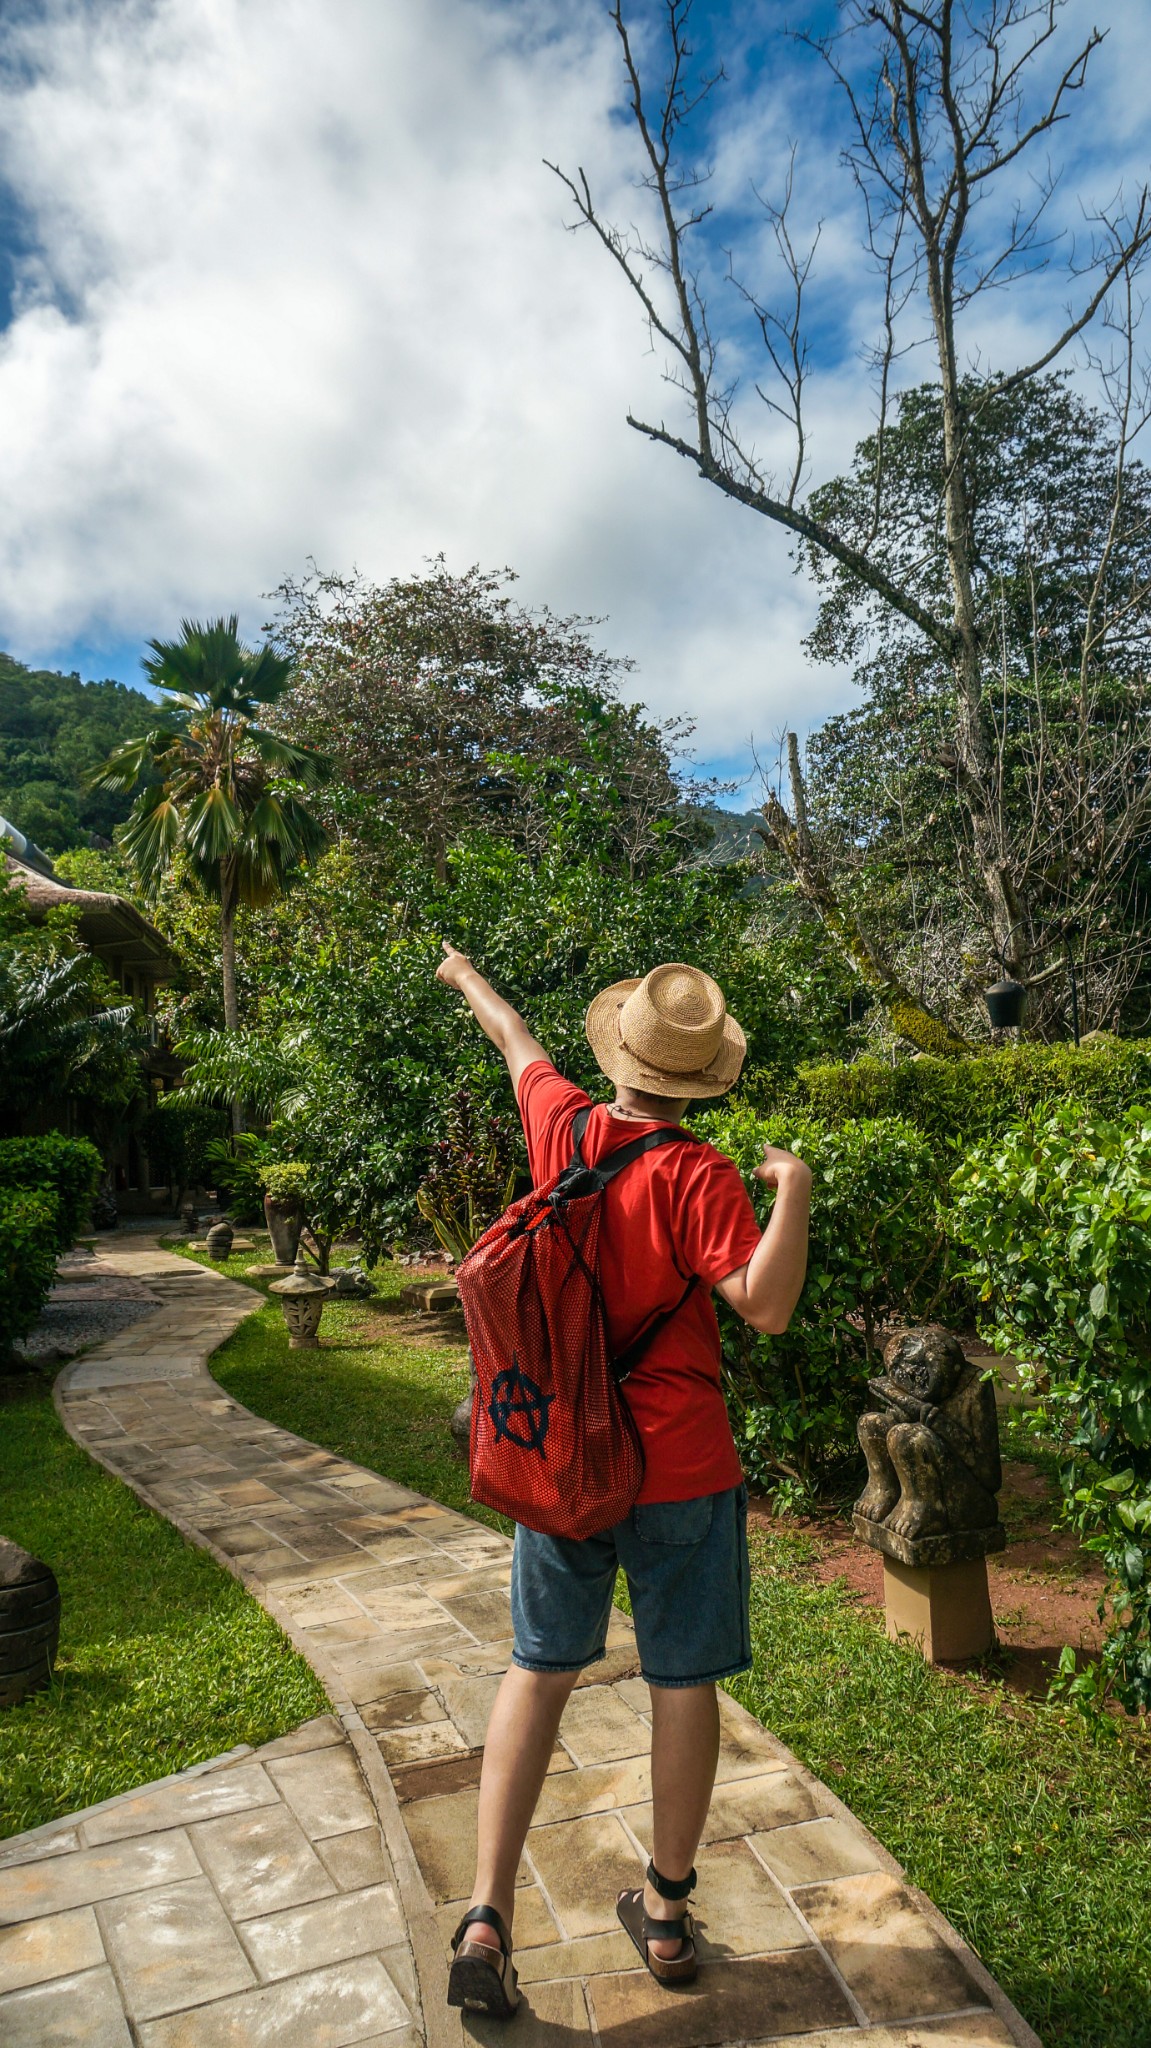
270;561;714;882
555;2;1151;1046
175;793;837;1251
0;654;158;852
799;376;1151;1039
91;618;330;1053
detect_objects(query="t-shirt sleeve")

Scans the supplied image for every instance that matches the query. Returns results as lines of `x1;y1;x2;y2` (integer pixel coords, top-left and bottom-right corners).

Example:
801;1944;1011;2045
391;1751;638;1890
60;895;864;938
675;1144;765;1287
516;1061;594;1188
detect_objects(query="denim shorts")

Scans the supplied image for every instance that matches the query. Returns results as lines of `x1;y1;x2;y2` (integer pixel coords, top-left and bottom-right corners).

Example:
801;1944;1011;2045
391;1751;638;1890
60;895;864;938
510;1484;751;1688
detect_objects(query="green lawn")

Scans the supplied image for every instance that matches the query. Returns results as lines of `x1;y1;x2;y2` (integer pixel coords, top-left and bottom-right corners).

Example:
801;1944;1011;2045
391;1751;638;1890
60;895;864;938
0;1382;328;1840
187;1249;511;1536
175;1246;1151;2048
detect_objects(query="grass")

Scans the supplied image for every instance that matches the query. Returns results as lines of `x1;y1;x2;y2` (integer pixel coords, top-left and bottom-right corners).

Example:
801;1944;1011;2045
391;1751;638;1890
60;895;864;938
731;1528;1151;2048
0;1380;328;1840
173;1245;1151;2048
177;1245;512;1537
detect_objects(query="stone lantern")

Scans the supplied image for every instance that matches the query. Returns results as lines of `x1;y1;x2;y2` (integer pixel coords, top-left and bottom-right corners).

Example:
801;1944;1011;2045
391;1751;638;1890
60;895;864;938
269;1256;333;1349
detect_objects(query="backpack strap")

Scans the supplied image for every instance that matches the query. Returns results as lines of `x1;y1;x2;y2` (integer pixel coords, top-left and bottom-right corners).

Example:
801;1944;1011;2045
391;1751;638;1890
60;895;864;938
568;1106;699;1185
565;1105;700;1383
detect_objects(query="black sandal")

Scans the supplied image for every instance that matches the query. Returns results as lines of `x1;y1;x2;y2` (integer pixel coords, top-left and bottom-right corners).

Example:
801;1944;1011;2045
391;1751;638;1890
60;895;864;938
616;1861;698;1985
447;1904;519;2020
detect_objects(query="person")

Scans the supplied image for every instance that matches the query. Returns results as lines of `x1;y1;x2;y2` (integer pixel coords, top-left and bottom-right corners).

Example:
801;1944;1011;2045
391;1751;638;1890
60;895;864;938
435;946;812;2019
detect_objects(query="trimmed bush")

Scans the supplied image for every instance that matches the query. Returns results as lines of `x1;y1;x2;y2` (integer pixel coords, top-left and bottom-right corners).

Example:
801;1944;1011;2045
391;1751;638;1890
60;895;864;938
950;1103;1151;1722
694;1102;947;1501
258;1161;310;1203
786;1040;1151;1151
0;1135;102;1252
0;1186;60;1353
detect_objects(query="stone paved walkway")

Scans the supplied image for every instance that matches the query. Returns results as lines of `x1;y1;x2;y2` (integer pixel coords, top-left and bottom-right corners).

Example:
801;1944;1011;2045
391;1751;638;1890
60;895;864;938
0;1239;1041;2048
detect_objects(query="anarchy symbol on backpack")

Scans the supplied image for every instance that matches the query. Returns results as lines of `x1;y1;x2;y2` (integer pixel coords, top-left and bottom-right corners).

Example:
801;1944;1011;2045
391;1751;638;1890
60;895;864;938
488;1359;553;1456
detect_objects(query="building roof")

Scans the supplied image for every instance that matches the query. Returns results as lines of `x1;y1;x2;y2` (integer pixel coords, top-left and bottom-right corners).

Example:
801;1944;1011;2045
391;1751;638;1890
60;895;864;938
2;824;176;978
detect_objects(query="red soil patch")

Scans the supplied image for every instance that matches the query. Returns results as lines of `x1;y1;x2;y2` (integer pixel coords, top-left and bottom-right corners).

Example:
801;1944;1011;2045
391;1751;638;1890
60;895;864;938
749;1458;1109;1699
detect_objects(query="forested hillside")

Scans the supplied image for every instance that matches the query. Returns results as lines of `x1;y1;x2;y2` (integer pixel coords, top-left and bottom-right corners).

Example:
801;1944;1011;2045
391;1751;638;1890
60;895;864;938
0;654;153;851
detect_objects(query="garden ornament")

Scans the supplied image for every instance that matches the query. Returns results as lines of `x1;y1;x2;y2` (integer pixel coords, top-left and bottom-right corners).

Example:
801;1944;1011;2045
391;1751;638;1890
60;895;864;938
0;1536;60;1709
205;1218;234;1261
269;1254;333;1348
983;976;1027;1031
853;1325;1006;1662
584;962;746;1099
855;1326;1004;1561
327;1264;373;1298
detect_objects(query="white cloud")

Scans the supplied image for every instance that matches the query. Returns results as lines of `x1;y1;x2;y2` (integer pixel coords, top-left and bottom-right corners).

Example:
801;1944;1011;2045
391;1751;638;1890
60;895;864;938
0;0;1147;783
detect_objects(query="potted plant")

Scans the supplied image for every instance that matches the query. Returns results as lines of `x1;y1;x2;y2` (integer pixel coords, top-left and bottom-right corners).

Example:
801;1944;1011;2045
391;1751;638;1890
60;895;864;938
259;1160;310;1268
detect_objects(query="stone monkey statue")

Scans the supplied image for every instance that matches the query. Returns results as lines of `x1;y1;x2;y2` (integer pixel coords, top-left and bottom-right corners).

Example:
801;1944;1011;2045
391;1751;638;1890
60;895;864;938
855;1326;1001;1546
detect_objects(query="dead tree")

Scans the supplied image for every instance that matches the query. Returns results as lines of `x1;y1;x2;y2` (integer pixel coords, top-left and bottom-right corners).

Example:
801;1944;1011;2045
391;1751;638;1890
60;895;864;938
549;0;1151;1048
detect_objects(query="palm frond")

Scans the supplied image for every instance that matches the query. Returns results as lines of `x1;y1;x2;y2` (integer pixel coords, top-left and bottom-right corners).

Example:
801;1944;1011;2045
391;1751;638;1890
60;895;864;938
120;793;182;891
247;727;330;785
176;1027;302;1120
183;785;244;865
87;726;183;794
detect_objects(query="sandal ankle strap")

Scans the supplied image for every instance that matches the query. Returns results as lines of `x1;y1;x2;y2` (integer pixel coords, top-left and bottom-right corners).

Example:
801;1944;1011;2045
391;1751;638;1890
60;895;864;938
646;1859;696;1901
643;1907;693;1945
451;1904;512;1958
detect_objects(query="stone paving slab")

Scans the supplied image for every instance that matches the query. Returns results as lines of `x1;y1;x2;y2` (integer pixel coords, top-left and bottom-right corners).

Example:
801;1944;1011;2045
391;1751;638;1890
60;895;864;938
0;1237;1043;2047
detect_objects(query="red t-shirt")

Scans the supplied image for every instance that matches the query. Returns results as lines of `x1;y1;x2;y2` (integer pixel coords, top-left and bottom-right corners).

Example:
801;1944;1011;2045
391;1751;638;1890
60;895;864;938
517;1061;763;1504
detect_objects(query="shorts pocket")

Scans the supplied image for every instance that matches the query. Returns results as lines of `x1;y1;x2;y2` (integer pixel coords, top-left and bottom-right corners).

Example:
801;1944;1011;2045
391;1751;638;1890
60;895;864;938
632;1494;715;1546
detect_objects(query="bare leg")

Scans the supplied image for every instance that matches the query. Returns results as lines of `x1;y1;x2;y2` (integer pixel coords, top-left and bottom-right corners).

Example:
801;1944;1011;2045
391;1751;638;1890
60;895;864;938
645;1681;720;1959
464;1664;579;1949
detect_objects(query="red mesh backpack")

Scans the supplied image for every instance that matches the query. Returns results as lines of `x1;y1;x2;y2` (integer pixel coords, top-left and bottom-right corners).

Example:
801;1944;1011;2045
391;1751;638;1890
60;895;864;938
455;1106;698;1540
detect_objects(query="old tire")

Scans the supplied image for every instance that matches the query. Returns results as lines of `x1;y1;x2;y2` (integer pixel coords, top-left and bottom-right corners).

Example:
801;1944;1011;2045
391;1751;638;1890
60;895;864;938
0;1537;60;1708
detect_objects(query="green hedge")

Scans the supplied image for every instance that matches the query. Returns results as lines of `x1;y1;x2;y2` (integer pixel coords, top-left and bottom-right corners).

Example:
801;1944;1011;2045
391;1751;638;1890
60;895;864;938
0;1135;103;1252
694;1102;947;1500
950;1103;1151;1723
0;1186;60;1352
785;1040;1151;1150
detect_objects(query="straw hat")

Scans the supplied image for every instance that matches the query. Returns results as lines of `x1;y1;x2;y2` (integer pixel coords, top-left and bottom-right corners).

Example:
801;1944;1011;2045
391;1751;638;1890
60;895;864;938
585;963;746;1099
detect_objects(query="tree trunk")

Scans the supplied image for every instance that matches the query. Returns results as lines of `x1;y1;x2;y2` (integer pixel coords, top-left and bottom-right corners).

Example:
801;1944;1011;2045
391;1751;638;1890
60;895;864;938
762;746;970;1057
220;868;244;1136
926;242;1031;980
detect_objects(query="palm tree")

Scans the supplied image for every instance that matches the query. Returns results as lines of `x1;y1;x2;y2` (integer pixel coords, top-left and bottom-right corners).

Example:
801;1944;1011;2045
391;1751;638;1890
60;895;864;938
91;618;329;1116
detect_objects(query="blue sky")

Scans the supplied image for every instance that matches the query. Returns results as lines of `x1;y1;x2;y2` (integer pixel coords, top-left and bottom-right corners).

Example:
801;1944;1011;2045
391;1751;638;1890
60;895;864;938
1;0;1147;804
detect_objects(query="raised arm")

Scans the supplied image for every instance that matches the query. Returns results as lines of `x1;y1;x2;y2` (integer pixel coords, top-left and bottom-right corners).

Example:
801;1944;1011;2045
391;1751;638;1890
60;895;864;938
714;1145;812;1336
435;942;549;1094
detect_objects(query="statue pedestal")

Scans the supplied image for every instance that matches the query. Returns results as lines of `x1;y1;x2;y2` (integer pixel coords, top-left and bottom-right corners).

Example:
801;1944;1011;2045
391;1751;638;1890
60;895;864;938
853;1511;1005;1665
881;1554;994;1663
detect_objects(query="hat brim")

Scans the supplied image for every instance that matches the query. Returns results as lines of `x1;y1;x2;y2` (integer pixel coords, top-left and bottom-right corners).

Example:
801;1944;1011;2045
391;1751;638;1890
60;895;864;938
584;979;747;1099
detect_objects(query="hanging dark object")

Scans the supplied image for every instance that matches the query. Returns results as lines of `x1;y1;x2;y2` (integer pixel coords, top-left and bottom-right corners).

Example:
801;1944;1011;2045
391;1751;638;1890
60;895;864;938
984;977;1027;1030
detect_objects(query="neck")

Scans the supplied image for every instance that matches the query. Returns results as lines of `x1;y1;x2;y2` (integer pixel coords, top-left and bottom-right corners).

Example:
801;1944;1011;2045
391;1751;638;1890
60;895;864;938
612;1085;691;1124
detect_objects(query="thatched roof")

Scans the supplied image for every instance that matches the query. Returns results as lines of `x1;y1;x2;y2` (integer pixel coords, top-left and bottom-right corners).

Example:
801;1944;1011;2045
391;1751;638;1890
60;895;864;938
4;852;176;977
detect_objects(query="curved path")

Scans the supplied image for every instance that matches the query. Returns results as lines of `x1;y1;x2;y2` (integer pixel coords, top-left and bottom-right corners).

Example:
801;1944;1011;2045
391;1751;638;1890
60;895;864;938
0;1239;1040;2048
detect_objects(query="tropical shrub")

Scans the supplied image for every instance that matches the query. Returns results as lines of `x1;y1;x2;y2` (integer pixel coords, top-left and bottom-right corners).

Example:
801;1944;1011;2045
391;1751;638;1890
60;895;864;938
0;1134;102;1251
416;1088;519;1262
695;1104;946;1500
202;1133;270;1221
949;1104;1151;1722
0;1186;61;1357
